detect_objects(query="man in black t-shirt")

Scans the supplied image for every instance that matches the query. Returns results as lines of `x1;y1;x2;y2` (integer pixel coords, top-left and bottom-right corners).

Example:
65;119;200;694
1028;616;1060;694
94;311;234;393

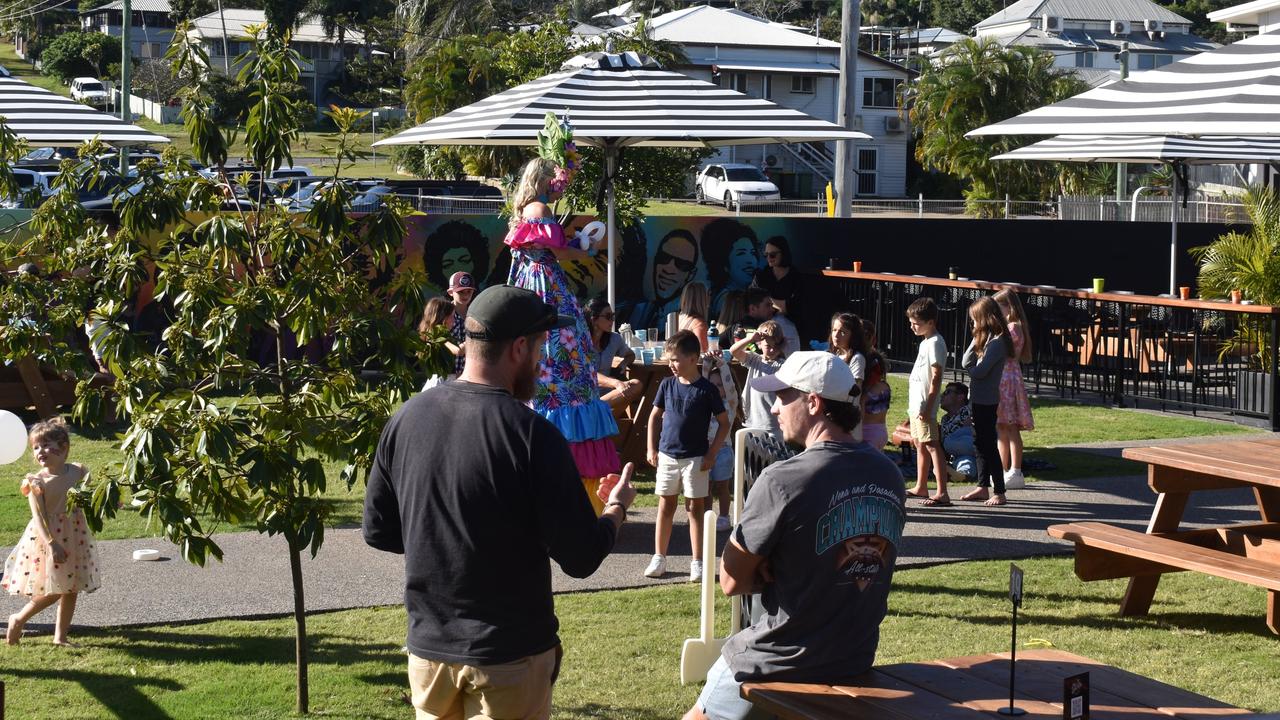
364;285;637;720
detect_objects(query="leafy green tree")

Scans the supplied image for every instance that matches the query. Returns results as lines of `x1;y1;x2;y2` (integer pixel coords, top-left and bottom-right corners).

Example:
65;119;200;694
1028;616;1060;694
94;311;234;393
330;53;402;107
0;21;438;715
928;0;1001;32
1156;0;1237;44
908;38;1089;214
167;0;215;21
40;31;122;82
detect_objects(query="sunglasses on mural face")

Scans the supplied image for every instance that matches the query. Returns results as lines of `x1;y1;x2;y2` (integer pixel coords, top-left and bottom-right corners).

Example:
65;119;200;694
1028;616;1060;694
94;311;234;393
655;250;695;273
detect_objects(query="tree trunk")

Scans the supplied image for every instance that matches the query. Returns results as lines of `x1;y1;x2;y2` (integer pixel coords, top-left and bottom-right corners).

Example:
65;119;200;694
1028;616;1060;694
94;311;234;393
287;533;309;714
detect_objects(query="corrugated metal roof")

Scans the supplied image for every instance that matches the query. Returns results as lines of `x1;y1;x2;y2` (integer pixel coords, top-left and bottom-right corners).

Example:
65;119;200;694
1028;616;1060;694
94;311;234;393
977;0;1189;29
190;9;363;44
988;26;1217;53
80;0;171;14
638;6;838;48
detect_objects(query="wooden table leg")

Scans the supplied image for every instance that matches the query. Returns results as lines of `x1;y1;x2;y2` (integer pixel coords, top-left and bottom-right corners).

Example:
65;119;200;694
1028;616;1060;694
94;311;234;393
1120;470;1190;617
1255;486;1280;523
15;357;57;420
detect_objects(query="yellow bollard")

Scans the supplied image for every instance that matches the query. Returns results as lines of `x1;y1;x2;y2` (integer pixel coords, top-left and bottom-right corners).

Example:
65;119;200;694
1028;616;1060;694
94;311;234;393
825;182;835;217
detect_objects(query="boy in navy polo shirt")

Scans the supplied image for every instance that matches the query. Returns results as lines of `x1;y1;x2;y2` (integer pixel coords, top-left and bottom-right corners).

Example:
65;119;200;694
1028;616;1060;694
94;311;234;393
646;330;729;582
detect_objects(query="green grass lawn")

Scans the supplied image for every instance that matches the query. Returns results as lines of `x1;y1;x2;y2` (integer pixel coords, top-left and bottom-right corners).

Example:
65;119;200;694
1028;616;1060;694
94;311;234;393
1;556;1275;719
0;44;68;97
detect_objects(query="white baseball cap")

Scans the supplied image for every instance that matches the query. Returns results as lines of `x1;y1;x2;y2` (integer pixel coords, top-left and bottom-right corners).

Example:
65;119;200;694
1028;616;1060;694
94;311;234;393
750;351;858;403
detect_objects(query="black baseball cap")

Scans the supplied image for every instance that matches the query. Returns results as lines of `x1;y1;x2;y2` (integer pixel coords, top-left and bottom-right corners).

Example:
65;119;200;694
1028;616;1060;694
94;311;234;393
465;285;574;341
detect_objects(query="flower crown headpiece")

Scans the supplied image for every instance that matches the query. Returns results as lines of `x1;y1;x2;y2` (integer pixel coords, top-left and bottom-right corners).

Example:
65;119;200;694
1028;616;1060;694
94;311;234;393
537;111;581;194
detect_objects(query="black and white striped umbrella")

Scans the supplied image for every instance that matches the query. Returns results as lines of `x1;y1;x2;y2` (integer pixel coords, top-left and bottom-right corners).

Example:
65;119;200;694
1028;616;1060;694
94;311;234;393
0;72;168;147
378;51;866;306
376;51;868;148
969;30;1280;137
991;135;1280;163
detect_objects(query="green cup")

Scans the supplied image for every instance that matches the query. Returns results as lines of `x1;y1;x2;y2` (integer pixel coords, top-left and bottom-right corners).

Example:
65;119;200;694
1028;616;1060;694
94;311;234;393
1092;278;1105;294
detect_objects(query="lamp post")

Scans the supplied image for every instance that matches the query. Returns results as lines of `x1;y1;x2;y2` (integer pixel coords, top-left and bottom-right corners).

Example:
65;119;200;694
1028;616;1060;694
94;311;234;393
372;111;379;168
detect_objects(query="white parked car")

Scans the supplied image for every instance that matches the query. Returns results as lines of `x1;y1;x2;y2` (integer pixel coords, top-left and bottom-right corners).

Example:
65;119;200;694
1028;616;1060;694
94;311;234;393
695;163;781;209
70;77;110;108
0;169;53;207
270;166;314;179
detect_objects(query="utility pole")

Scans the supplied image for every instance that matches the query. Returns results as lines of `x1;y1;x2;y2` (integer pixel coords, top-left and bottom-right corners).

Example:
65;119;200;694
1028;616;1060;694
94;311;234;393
119;0;131;174
217;0;230;73
834;0;860;217
1115;42;1129;207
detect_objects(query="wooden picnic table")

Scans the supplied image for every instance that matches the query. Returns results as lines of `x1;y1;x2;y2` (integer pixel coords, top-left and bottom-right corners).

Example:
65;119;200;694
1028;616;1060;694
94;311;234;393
1049;437;1280;634
612;359;746;468
742;648;1272;719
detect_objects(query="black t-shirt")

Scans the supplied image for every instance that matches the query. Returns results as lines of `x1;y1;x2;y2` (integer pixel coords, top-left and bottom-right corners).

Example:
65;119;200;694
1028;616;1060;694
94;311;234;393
751;268;799;307
363;381;618;665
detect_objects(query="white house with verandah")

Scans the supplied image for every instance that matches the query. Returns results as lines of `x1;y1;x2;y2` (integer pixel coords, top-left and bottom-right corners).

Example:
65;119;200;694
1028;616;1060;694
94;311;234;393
974;0;1217;87
1207;0;1280;33
187;9;366;106
605;5;915;198
79;0;175;60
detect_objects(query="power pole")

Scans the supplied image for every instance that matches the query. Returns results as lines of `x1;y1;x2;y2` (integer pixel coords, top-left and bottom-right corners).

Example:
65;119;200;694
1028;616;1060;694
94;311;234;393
1115;42;1129;206
217;0;230;73
834;0;860;217
119;0;131;174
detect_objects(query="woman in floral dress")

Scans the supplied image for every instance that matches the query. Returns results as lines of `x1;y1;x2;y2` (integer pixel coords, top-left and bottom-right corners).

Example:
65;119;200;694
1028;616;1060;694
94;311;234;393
504;157;619;512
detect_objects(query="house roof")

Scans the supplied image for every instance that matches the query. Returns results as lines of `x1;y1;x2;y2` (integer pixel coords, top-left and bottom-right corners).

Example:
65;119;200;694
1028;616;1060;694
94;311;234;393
985;25;1217;53
635;5;839;48
900;27;967;44
189;9;364;44
976;0;1190;29
80;0;171;14
1207;0;1280;25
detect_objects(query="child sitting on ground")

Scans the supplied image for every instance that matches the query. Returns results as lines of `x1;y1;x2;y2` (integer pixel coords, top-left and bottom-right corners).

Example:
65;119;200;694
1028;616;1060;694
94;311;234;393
645;331;730;582
940;382;980;482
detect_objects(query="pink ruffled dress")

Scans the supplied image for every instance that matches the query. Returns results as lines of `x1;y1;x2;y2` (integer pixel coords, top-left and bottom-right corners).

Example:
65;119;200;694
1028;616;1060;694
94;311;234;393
504;217;621;493
997;322;1035;430
2;466;100;597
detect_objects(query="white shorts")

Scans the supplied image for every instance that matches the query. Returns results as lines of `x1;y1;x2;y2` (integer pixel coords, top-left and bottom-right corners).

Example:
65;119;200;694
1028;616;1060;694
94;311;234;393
655;453;710;499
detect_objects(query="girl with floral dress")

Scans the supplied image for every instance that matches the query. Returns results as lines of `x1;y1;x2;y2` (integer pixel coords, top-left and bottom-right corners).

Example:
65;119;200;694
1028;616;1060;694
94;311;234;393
993;289;1035;490
3;418;99;646
504;151;620;513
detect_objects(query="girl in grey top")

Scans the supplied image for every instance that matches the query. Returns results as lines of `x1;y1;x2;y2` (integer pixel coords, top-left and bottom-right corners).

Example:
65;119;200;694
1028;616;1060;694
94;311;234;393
960;297;1010;506
729;321;788;443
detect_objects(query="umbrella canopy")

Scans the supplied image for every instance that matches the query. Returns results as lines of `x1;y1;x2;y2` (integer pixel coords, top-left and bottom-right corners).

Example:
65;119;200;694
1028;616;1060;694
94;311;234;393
0;71;168;147
375;51;869;148
968;30;1280;137
991;134;1280;294
991;135;1280;163
377;51;868;307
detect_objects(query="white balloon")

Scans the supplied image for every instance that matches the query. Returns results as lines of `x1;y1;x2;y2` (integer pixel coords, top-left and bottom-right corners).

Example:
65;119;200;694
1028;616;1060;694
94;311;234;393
0;411;28;465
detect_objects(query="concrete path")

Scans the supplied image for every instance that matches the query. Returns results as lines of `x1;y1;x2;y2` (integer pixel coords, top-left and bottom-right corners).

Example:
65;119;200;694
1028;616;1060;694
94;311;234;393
1;467;1265;629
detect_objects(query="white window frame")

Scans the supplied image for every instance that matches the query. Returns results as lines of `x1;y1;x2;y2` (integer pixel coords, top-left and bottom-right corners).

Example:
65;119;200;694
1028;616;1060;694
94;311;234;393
790;75;815;94
1075;52;1094;68
861;77;903;109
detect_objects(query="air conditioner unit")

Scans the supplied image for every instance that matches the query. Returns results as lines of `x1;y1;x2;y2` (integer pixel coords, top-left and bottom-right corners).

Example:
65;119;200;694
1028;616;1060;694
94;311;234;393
1144;19;1164;32
765;154;779;168
1042;14;1061;32
1110;20;1129;36
884;116;905;133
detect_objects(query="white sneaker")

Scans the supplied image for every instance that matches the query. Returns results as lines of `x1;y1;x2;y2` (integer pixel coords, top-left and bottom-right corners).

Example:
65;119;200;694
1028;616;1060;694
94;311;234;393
716;515;731;532
643;554;666;578
1004;469;1026;490
689;559;704;582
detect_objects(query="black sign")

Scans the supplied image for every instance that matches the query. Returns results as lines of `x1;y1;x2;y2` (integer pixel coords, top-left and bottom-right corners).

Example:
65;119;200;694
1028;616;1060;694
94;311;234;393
1009;563;1024;608
1064;672;1089;720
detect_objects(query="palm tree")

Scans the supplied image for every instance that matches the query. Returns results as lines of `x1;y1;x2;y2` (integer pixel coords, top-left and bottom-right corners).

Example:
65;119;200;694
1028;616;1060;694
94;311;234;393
907;38;1088;214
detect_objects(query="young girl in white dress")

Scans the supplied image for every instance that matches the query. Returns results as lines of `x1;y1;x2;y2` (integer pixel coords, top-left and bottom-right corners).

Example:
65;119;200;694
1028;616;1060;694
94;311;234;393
2;417;100;646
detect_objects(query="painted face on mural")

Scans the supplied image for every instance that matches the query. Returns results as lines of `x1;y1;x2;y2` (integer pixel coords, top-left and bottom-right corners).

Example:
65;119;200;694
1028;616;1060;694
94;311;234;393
441;247;475;280
653;232;698;301
728;237;759;288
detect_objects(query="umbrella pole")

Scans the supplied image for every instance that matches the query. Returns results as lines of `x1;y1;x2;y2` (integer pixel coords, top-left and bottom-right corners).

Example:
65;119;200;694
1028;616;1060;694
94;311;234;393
1170;163;1179;296
606;144;617;310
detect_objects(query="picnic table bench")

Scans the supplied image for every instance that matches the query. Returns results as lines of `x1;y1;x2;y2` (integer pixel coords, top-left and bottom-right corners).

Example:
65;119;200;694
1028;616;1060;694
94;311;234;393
1047;437;1280;634
742;649;1272;719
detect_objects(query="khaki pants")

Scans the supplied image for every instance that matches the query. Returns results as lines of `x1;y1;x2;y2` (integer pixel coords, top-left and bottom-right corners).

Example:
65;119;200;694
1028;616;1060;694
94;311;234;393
408;646;562;720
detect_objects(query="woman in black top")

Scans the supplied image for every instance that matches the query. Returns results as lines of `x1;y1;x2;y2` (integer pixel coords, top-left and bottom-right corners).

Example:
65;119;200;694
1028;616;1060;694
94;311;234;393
750;236;799;316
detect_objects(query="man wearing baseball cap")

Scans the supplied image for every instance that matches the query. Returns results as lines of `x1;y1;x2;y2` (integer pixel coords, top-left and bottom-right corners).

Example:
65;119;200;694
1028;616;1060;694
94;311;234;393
685;352;906;720
365;285;637;720
446;271;476;376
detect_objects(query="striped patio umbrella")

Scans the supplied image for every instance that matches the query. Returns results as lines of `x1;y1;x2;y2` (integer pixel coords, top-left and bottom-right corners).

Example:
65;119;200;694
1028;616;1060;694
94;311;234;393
0;71;168;147
968;30;1280;138
376;51;868;306
992;135;1280;293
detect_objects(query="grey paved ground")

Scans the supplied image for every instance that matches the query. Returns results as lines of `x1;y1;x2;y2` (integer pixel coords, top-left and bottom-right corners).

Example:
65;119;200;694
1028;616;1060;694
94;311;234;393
1;461;1265;629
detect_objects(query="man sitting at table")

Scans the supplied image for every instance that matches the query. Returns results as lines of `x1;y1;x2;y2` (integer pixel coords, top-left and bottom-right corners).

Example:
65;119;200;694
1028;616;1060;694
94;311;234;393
684;352;907;720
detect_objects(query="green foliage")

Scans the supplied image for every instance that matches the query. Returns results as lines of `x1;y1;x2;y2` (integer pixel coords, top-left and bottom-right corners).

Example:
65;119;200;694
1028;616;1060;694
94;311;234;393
167;0;215;21
929;0;1002;32
1155;0;1237;44
330;53;402;108
1192;187;1280;367
907;38;1090;215
0;22;436;714
40;31;122;82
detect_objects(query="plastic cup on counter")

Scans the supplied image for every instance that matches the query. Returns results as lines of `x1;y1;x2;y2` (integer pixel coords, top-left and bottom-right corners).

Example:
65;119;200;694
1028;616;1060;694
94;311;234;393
1092;278;1105;294
852;261;863;272
1179;286;1191;300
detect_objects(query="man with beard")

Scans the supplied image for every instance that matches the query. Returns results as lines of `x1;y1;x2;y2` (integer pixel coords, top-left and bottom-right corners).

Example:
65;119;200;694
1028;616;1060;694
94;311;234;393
364;285;637;720
684;352;906;720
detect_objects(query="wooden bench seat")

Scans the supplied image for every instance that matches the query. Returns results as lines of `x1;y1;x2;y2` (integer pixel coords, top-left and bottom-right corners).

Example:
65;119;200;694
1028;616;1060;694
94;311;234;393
1048;522;1280;590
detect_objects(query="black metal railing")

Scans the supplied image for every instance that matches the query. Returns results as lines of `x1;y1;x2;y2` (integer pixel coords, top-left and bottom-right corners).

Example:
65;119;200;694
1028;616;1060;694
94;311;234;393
824;271;1280;430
